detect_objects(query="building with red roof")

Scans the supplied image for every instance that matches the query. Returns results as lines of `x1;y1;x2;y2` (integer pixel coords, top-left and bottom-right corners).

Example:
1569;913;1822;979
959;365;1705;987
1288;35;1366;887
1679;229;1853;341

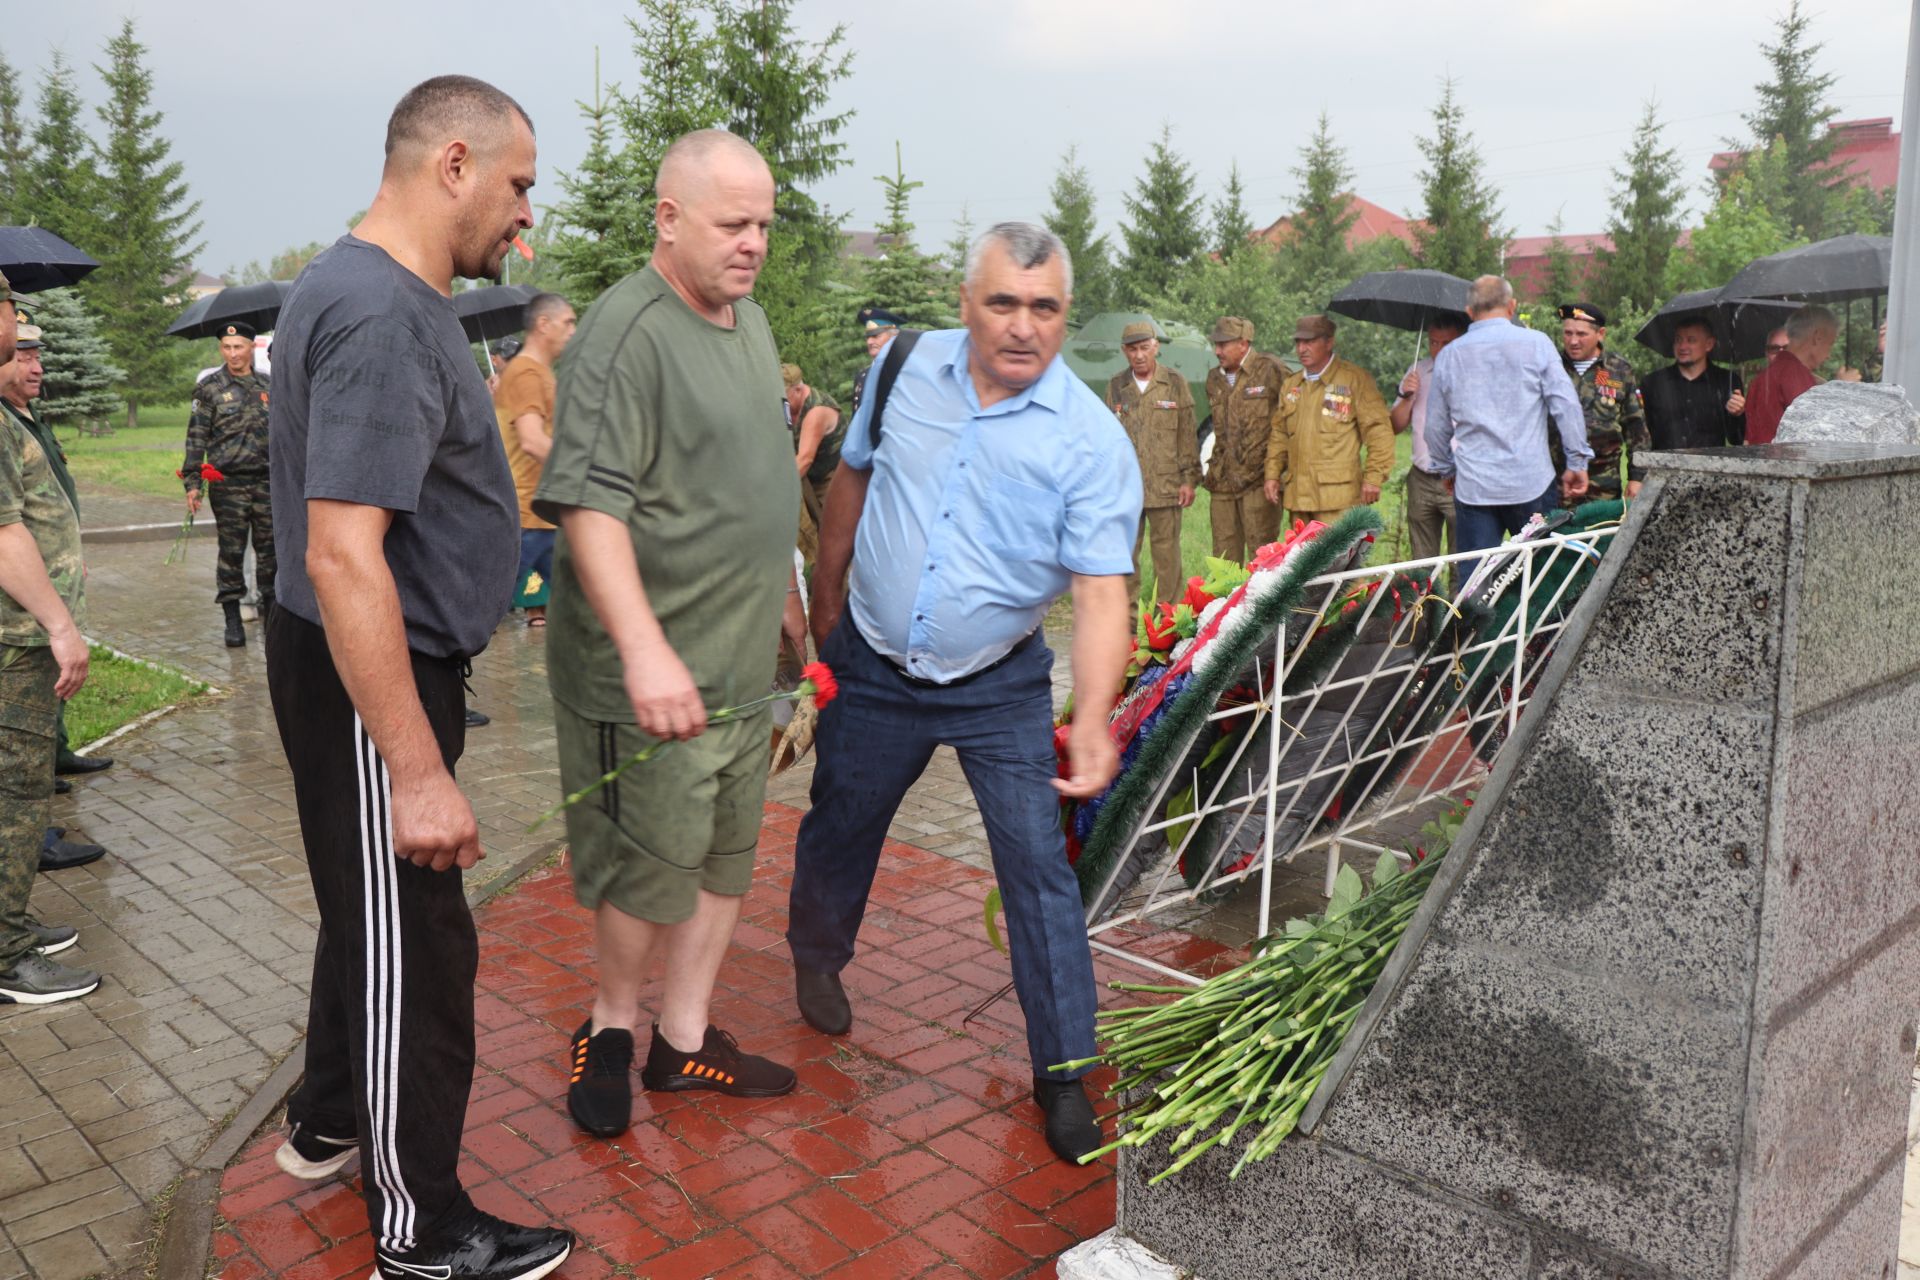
1709;117;1900;193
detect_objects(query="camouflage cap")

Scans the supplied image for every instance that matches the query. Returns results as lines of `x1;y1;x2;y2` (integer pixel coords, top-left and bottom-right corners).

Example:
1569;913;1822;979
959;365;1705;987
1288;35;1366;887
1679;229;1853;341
1558;302;1606;327
1293;314;1336;341
1120;321;1156;346
1210;316;1253;344
780;362;805;387
14;322;42;350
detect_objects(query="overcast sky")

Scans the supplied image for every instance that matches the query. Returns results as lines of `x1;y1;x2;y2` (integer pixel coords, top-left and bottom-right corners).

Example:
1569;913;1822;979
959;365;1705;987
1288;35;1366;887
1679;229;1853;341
29;0;1913;279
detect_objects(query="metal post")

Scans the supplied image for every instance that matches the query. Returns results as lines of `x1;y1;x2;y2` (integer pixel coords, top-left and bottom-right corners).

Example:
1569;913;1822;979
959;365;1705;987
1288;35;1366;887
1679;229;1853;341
1885;0;1920;388
1511;543;1531;737
1257;626;1285;940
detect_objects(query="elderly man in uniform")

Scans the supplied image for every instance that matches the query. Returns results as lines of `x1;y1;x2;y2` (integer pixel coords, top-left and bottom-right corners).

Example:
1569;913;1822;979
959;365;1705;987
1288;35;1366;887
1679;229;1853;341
1553;303;1650;502
0;272;101;1006
1107;322;1197;603
1201;316;1285;562
0;324;110;874
1263;314;1393;527
183;319;274;648
791;221;1140;1165
849;306;902;416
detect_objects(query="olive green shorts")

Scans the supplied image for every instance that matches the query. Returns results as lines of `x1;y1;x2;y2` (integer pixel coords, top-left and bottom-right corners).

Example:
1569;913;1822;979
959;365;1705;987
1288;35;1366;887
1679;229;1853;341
555;703;769;925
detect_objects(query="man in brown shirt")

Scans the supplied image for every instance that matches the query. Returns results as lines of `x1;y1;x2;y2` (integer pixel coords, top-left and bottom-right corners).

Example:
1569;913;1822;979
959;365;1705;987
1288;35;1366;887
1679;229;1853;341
1202;316;1286;561
1106;321;1198;603
495;291;577;625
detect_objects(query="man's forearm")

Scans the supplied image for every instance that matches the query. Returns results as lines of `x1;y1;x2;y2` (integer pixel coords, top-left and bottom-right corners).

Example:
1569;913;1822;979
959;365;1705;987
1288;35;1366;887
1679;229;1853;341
555;507;670;667
1069;574;1131;726
810;462;869;620
512;413;551;462
0;522;80;638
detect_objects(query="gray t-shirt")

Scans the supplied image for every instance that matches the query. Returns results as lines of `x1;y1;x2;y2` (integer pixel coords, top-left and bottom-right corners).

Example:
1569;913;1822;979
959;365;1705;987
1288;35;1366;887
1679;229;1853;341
269;235;518;658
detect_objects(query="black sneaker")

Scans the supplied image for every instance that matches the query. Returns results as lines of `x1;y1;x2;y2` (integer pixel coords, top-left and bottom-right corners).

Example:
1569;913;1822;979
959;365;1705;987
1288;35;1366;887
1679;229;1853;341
40;828;105;872
566;1020;633;1137
640;1024;796;1098
372;1205;571;1280
25;918;77;956
0;953;99;1005
464;708;490;728
273;1122;358;1180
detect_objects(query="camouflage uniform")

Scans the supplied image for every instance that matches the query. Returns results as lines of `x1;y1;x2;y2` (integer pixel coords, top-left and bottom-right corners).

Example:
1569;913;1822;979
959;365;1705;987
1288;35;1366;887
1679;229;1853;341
1203;351;1287;561
1107;362;1200;603
4;402;80;763
0;404;85;969
1551;350;1648;505
184;367;275;605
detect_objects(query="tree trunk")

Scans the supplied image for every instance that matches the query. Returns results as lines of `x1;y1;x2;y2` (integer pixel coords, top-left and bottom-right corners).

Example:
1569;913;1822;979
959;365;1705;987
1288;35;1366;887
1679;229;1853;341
125;400;138;431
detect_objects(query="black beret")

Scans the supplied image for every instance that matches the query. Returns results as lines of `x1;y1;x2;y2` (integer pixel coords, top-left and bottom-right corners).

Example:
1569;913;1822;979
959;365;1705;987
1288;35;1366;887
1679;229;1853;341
219;321;257;340
858;307;902;333
1557;303;1606;327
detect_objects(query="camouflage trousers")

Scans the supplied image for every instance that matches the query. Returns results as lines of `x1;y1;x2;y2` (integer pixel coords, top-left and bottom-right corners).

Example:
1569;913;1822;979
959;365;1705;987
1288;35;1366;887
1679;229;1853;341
210;474;275;605
0;644;57;969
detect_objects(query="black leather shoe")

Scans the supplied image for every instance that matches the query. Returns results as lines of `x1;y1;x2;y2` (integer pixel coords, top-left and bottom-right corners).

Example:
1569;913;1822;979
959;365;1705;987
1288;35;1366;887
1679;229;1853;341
40;829;106;872
465;708;490;728
54;778;70;795
795;966;852;1035
55;753;112;776
1034;1076;1103;1165
371;1206;571;1280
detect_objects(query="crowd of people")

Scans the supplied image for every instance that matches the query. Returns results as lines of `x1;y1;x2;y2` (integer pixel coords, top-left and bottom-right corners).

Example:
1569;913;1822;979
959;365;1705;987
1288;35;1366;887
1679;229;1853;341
0;68;1884;1280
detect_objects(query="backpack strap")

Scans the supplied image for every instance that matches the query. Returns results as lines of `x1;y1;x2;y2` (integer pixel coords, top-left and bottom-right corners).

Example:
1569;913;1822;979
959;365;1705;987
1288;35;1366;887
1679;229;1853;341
866;329;922;452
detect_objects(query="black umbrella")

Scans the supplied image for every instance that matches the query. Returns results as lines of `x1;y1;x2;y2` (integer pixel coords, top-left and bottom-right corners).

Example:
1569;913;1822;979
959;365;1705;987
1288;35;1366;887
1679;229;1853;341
1720;234;1892;304
168;280;293;339
454;283;538;343
0;226;100;293
1634;289;1800;363
1327;269;1471;332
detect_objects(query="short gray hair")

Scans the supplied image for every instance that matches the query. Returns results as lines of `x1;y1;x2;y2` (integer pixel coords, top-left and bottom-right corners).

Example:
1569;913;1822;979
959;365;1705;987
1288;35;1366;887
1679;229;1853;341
965;221;1073;296
1785;304;1838;343
1466;274;1513;316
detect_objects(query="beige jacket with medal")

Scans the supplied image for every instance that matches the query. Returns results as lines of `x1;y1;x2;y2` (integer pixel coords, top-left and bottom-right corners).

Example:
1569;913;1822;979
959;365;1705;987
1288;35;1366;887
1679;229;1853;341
1263;354;1393;513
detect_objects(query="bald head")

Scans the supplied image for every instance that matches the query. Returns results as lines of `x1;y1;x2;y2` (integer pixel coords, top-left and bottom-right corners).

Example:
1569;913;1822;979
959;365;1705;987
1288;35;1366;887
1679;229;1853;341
383;74;534;175
1466;275;1514;317
651;129;775;317
656;129;769;206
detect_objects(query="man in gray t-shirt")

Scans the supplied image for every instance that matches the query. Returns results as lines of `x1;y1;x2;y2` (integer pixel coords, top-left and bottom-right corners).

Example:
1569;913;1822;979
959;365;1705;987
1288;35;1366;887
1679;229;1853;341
261;75;571;1280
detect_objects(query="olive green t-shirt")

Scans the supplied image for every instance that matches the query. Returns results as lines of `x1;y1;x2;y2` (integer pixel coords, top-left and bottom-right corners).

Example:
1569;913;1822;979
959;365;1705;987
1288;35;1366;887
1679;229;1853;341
535;264;797;721
0;404;85;646
793;387;843;491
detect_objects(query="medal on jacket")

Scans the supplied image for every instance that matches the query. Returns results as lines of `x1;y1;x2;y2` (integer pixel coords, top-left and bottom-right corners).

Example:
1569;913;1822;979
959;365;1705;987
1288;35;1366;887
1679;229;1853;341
1155;400;1177;410
1246;385;1266;396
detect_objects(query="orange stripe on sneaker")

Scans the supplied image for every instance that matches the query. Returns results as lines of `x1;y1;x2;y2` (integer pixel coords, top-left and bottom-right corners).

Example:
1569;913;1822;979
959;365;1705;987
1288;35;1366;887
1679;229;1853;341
684;1060;698;1076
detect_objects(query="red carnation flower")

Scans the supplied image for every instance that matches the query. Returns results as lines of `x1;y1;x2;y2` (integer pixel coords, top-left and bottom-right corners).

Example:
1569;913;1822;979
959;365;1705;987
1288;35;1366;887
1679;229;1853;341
1142;602;1178;652
800;661;839;708
200;465;228;483
1180;576;1214;613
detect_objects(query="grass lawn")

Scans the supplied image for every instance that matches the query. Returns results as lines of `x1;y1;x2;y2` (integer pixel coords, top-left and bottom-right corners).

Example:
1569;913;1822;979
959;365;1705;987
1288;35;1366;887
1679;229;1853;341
56;403;193;502
65;643;208;749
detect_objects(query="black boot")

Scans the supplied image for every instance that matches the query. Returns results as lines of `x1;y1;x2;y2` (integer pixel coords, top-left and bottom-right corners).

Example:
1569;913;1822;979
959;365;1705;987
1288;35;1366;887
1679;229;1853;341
223;601;245;647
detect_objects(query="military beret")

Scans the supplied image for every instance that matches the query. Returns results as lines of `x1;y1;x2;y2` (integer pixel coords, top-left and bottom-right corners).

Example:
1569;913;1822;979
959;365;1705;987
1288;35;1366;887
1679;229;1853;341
780;362;805;388
0;269;11;306
858;307;901;333
1558;302;1606;327
1210;316;1253;344
1120;321;1157;346
1293;314;1336;342
14;322;42;350
219;321;257;340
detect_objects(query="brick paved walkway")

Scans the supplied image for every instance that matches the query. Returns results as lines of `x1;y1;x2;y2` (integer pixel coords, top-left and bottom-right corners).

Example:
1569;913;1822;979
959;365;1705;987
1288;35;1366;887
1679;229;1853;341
210;807;1231;1280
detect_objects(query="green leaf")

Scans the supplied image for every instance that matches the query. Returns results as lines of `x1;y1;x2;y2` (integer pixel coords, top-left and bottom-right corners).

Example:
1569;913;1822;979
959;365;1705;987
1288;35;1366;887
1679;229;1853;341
1327;864;1365;918
1372;850;1403;889
1283;917;1316;939
983;885;1007;956
1163;785;1197;853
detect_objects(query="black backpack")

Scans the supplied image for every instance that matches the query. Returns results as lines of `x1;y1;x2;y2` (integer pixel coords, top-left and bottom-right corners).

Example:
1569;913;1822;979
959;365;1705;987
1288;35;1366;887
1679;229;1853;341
865;329;923;450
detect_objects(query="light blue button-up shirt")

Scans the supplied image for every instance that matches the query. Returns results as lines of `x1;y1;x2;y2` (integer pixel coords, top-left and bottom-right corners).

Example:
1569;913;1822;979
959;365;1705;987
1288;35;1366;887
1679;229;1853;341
842;329;1142;684
1426;316;1591;506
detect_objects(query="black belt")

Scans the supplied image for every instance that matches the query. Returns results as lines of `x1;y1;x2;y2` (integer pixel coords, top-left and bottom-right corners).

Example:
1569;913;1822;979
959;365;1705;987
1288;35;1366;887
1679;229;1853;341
878;628;1039;689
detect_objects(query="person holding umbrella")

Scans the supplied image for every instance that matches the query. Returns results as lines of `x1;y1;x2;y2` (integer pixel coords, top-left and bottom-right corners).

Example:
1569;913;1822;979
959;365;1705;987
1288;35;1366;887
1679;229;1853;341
1744;305;1857;445
1640;318;1747;451
1389;313;1466;568
183;320;274;647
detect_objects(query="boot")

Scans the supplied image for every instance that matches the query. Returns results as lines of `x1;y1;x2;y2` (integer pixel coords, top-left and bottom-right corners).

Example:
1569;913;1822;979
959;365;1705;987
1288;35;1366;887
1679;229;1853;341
223;601;246;648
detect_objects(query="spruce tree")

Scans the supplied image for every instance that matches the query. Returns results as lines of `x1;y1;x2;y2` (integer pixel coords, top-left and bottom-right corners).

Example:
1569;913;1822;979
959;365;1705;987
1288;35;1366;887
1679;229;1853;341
1043;145;1115;314
1537;212;1584;305
1741;0;1842;239
1411;78;1507;279
1662;145;1800;296
1283;111;1359;290
944;204;975;287
1118;125;1205;306
20;53;102;250
1211;162;1254;259
86;20;203;427
0;53;28;223
549;51;653;299
1596;102;1684;311
859;143;947;330
25;288;124;433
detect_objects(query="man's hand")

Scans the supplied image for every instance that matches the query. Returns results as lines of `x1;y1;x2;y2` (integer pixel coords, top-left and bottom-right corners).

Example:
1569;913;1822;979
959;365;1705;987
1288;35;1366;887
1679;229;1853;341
1625;479;1643;500
625;640;707;741
390;768;483;871
48;622;88;700
1177;484;1195;508
1360;481;1382;504
1264;478;1281;504
1053;716;1119;800
1726;391;1746;415
1399;368;1420;397
1561;469;1589;502
1443;475;1454;495
186;490;202;515
1836;366;1863;383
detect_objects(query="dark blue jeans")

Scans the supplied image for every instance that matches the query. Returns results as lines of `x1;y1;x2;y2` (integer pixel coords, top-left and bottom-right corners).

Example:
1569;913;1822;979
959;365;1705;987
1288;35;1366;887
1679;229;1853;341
1454;478;1559;579
788;624;1097;1080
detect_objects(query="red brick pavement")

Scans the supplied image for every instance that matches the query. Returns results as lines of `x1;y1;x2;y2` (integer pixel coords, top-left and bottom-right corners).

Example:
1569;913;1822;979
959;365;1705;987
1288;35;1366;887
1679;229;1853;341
211;803;1234;1279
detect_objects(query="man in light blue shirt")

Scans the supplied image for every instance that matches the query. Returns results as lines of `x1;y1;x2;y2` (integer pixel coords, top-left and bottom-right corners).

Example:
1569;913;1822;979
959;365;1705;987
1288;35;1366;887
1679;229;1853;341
792;222;1141;1165
1426;275;1591;563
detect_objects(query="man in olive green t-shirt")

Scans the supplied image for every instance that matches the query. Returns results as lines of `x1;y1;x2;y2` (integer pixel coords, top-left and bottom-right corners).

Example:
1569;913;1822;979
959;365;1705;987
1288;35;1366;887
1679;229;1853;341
535;129;805;1139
